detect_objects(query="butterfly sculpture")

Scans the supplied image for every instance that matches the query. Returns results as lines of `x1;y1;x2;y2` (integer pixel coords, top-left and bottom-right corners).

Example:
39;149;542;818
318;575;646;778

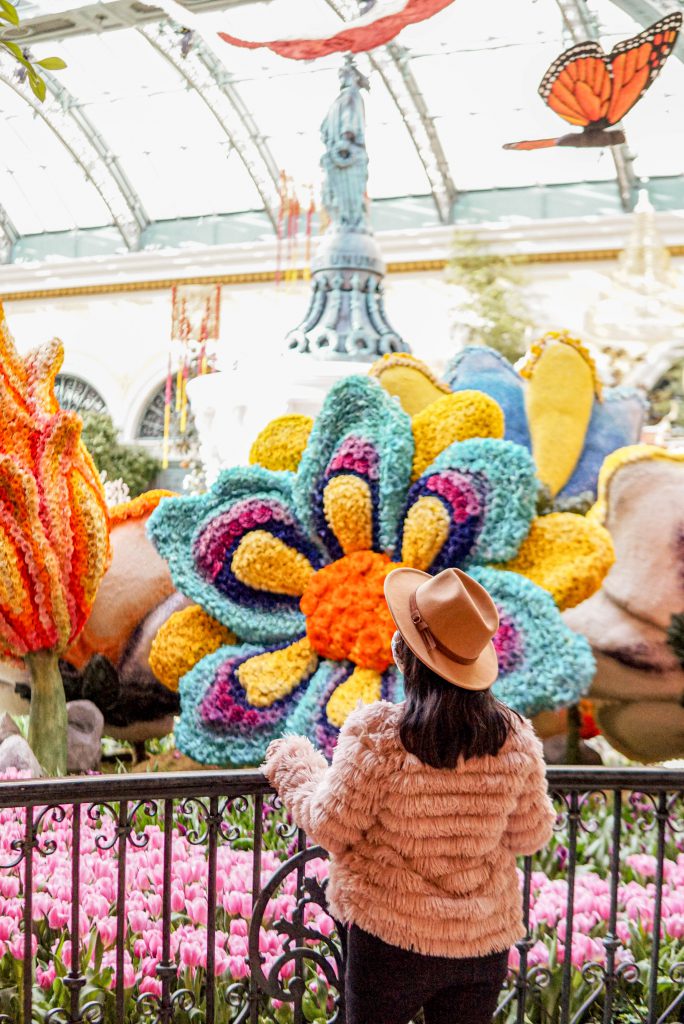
504;13;681;151
218;0;456;60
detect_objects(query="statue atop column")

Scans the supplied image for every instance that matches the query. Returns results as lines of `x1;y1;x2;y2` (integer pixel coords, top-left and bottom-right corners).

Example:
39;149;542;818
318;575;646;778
285;57;408;360
320;57;370;232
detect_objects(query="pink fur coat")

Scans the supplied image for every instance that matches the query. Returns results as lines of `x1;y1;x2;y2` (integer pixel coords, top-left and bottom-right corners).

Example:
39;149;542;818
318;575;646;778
263;701;555;958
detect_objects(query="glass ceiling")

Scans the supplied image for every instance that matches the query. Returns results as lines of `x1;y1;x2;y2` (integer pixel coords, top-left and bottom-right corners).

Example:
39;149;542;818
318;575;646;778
1;0;682;261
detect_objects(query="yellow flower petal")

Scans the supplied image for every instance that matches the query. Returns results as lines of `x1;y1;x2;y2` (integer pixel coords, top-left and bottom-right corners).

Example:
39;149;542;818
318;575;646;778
522;334;596;497
326;667;382;729
411;391;504;480
401;496;450;571
498;513;614;610
231;530;315;596
237;637;318;707
249;415;314;472
369;353;450;416
150;605;236;692
323;474;373;554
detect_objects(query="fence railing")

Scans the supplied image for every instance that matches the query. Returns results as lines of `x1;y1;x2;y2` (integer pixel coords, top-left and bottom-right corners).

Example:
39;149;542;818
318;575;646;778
0;767;680;1023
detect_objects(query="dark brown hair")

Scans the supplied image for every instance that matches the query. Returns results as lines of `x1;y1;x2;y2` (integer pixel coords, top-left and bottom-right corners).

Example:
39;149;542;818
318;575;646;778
395;634;520;769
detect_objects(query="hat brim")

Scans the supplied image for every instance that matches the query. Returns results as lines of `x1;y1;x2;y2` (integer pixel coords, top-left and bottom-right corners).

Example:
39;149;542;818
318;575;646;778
384;567;499;691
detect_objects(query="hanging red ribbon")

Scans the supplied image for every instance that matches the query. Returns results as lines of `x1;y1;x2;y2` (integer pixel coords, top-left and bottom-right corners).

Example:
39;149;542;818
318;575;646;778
219;0;456;59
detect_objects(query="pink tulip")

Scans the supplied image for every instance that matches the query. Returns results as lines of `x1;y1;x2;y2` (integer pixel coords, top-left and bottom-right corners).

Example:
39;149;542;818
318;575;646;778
187;898;208;926
228;935;248;957
229;955;248;979
129;910;150;933
627;855;658;878
8;934;38;960
97;917;118;948
224;891;243;916
666;915;684;939
139;976;162;998
316;914;335;938
171;888;186;914
36;964;56;990
180;941;204;970
47;901;70;930
146;929;164;958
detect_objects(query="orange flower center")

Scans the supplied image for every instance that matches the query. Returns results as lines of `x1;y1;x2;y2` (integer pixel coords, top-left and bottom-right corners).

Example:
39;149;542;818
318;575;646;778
300;551;403;672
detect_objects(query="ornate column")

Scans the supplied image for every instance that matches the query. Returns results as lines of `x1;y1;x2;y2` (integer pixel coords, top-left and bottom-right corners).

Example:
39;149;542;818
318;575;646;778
286;57;408;360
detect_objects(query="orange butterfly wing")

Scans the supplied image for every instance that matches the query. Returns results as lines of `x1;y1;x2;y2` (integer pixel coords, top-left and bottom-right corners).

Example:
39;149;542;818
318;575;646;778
538;42;612;128
607;13;682;124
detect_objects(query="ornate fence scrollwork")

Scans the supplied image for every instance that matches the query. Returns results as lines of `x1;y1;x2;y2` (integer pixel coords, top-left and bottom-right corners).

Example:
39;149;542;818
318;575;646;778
249;845;345;1023
0;768;679;1022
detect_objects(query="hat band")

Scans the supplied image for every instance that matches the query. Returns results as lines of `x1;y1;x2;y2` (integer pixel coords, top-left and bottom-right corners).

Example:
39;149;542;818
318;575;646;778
409;591;479;665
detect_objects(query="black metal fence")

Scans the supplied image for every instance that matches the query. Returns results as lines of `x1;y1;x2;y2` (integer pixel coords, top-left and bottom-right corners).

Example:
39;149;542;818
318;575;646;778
0;767;680;1023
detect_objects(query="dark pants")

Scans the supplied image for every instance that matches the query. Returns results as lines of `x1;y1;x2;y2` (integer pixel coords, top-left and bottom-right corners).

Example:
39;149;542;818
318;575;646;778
339;923;509;1024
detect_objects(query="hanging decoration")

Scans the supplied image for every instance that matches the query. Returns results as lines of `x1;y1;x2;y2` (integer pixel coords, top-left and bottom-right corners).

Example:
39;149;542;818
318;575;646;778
275;174;316;284
218;0;456;60
164;284;221;468
504;13;681;151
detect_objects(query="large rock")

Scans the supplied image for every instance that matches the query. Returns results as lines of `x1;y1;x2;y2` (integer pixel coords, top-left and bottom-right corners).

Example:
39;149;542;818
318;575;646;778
67;700;104;773
0;736;43;777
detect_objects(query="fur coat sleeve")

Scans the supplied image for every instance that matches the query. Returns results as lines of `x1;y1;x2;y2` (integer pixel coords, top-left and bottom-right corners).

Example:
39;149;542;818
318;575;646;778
503;723;556;855
262;703;383;855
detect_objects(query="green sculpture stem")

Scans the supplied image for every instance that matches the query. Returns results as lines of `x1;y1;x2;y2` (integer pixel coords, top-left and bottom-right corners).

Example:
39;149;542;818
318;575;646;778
26;649;67;777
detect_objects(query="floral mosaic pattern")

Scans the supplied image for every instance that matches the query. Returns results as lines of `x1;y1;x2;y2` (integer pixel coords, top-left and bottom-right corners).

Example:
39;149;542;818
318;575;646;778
149;373;608;766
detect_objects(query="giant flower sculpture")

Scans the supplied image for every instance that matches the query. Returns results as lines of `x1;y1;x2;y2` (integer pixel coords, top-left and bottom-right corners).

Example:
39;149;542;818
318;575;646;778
0;304;110;774
434;333;646;503
148;371;613;767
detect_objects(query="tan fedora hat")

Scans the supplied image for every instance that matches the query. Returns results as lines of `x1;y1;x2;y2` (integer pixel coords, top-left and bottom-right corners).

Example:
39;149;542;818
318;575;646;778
384;567;499;690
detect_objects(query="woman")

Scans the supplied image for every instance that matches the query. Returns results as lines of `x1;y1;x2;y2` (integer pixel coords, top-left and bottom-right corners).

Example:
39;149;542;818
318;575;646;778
263;566;555;1024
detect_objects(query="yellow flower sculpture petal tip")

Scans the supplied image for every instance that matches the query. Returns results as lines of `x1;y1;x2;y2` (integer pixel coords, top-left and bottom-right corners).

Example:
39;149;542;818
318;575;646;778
369;351;451;416
519;330;603;400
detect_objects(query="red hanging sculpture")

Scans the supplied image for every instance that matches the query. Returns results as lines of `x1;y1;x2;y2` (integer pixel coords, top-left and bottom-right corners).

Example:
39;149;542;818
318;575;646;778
218;0;456;59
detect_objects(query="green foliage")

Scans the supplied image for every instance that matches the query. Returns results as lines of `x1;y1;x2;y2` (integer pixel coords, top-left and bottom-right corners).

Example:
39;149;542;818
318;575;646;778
447;232;533;363
81;412;160;498
0;1;66;102
647;357;684;435
536;483;595;516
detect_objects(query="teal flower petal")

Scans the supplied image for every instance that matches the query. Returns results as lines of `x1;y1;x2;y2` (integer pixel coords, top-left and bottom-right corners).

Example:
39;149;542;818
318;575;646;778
397;437;538;569
294;375;413;557
176;638;317;767
147;467;324;644
175;642;405;768
471;567;595;716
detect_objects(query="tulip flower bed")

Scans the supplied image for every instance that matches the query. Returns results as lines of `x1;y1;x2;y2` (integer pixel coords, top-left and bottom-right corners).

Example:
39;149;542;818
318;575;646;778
0;772;681;1023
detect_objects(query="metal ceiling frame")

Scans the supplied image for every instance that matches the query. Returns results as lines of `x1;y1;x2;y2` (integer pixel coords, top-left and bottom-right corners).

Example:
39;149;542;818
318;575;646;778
0;67;149;249
138;19;281;228
323;0;458;224
0;203;19;264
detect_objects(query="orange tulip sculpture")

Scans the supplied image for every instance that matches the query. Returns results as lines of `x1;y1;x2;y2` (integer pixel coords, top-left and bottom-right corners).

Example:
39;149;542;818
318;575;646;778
0;305;110;775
